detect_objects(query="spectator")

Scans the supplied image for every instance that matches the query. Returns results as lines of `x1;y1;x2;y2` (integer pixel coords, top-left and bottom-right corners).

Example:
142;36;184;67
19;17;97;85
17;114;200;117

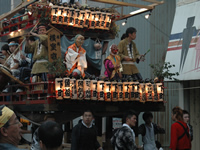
118;27;145;81
138;111;165;150
0;105;23;150
38;121;63;150
71;109;102;150
183;110;193;141
31;114;56;150
61;0;81;7
170;106;191;150
111;110;137;150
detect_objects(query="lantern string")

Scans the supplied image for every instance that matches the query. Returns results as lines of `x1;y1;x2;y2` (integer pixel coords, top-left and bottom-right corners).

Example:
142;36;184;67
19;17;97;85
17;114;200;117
164;86;200;91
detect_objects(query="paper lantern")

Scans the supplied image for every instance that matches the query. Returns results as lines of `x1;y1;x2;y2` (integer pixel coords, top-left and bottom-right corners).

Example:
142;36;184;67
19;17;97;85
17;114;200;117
123;81;130;101
84;10;91;28
55;78;63;100
70;78;77;99
63;77;70;99
97;80;104;101
111;81;118;102
76;79;84;100
90;80;97;100
95;12;101;29
157;83;163;101
117;81;123;101
129;81;134;101
104;81;111;101
83;79;91;100
146;82;153;101
139;83;146;102
133;82;140;101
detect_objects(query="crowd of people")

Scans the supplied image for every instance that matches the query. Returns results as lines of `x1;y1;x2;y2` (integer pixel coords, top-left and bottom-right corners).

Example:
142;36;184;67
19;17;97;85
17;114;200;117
0;105;193;150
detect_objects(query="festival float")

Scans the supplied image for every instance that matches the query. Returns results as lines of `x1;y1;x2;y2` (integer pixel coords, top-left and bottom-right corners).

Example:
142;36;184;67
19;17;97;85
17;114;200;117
0;0;165;123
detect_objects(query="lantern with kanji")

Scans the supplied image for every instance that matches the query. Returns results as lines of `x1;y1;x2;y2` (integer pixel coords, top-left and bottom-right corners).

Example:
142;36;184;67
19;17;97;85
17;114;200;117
157;83;163;101
90;80;97;100
83;79;91;100
134;81;140;101
97;80;104;101
63;77;70;99
129;81;135;101
123;81;130;101
76;79;84;100
70;78;77;99
55;78;63;100
117;80;123;101
111;81;118;102
104;81;111;102
146;82;153;101
139;83;146;102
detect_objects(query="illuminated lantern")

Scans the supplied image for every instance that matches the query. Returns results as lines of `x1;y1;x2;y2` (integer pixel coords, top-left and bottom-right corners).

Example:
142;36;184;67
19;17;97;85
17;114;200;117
57;6;64;24
76;79;84;100
104;13;112;30
139;83;146;102
55;78;63;100
129;81;134;101
123;81;130;101
70;78;77;99
146;82;153;101
97;80;104;101
51;6;58;24
104;81;111;101
83;79;91;100
84;9;91;28
111;81;118;102
134;81;140;101
73;9;81;28
63;77;70;99
69;7;75;26
100;12;106;30
79;9;85;27
95;11;101;29
90;80;97;100
89;11;96;29
63;7;70;25
157;83;163;101
117;81;123;101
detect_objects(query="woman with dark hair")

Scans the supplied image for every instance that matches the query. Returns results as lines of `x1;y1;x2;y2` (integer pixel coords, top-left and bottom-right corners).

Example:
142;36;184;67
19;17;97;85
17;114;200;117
170;106;191;150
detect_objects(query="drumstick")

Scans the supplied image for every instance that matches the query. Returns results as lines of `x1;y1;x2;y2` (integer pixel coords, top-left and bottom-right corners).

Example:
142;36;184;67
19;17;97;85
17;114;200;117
3;21;40;66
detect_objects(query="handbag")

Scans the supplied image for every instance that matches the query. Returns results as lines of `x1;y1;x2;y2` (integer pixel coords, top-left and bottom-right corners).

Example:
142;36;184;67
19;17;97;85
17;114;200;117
94;38;102;50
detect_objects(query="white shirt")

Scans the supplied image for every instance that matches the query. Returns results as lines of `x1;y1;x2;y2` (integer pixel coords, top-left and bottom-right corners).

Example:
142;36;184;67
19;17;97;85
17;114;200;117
61;0;78;3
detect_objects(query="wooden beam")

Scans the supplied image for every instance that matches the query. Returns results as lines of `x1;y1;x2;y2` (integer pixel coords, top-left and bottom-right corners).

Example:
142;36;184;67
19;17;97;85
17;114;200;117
142;0;164;4
0;0;38;21
90;0;154;9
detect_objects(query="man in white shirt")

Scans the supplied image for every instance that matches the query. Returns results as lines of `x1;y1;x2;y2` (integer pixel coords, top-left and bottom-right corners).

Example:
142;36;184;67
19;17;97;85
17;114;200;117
61;0;81;7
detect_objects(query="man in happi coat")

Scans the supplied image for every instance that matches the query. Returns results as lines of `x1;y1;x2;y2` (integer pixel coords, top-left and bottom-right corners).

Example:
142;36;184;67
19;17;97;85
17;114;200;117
118;27;144;81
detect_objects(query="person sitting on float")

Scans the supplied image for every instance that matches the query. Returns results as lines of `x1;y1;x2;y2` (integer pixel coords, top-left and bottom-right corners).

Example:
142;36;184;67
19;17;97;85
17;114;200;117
104;44;122;80
64;34;87;78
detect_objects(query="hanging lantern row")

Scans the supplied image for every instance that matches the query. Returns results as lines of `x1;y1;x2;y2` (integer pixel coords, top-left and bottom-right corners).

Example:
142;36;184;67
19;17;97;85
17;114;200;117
55;78;164;102
51;6;112;30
